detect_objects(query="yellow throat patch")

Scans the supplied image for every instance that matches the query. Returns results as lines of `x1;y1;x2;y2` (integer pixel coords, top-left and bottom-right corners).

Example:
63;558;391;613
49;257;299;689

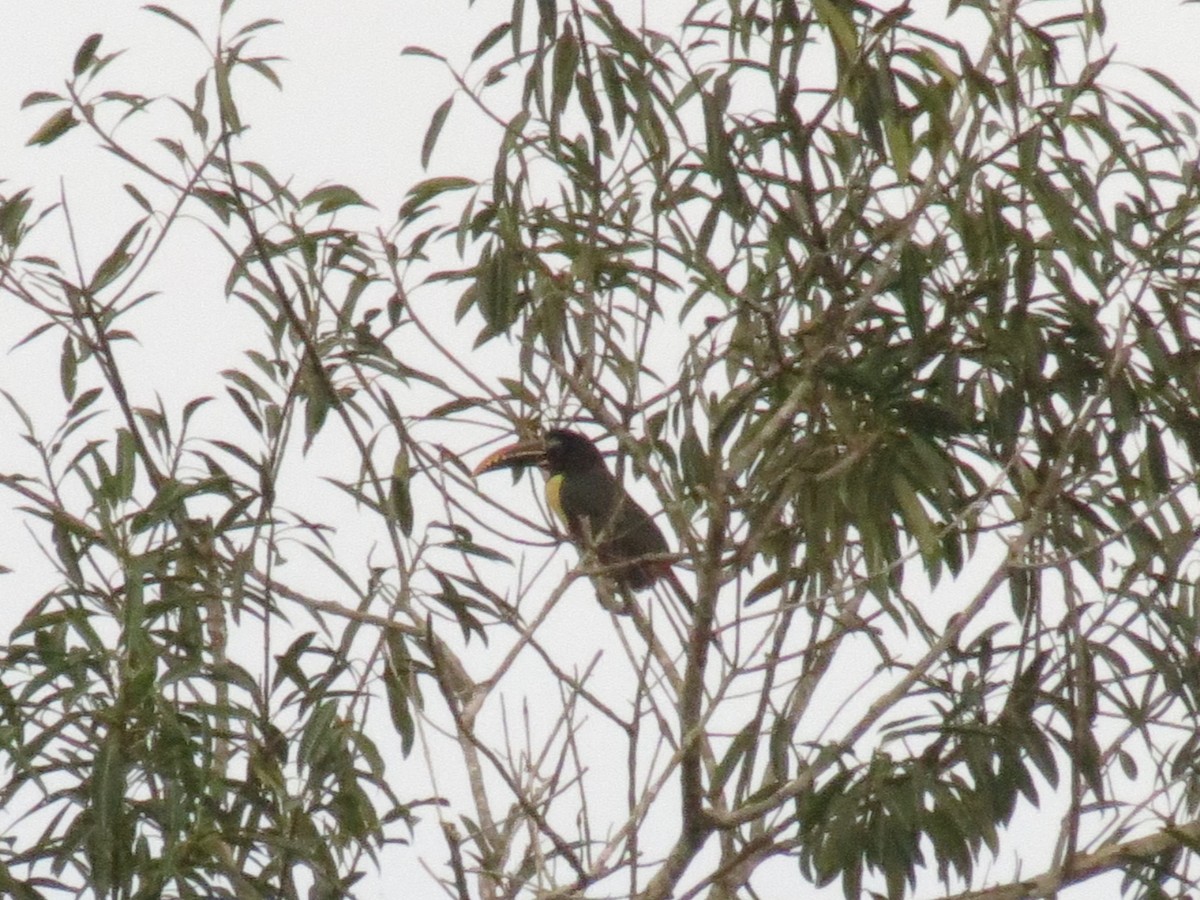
545;472;568;528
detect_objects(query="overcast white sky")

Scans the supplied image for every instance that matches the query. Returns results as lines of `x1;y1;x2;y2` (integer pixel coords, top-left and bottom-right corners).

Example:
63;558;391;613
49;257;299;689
4;2;1200;898
5;0;1197;224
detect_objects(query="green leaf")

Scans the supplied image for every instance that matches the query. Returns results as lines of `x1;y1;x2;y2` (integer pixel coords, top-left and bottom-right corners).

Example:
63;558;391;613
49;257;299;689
401;45;446;62
304;384;332;447
114;428;137;501
88;728;126;895
713;723;757;794
384;632;416;756
89;218;146;292
1141;66;1199;112
400;175;476;220
883;107;912;180
893;473;939;572
421;96;454;169
143;6;203;40
431;569;489;644
390;449;414;536
0;190;32;247
233;17;283;40
68;387;104;420
597;50;627;136
536;0;557;39
426;396;485;418
59;336;77;402
27;108;79;146
21;90;63;108
471;21;511;62
73;33;103;76
123;183;153;213
301;184;373;214
442;538;510;564
214;50;240;131
155;137;187;162
551;25;579;122
241;55;283;90
130;478;188;533
679;425;710;491
813;0;858;59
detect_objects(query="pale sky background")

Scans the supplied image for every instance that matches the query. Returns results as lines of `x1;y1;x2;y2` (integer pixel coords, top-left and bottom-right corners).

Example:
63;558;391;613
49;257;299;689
4;2;1200;898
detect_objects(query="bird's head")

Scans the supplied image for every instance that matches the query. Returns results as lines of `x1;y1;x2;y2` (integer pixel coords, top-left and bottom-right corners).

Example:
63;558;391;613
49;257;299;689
542;429;604;474
472;428;605;477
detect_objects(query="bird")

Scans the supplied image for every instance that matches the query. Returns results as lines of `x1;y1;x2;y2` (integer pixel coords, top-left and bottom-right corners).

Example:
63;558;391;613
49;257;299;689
472;428;688;602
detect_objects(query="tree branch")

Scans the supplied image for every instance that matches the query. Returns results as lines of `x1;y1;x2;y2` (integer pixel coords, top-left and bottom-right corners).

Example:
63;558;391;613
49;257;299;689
945;820;1200;900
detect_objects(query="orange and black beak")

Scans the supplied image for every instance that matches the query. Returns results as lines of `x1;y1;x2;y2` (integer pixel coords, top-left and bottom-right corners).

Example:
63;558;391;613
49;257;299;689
471;438;548;476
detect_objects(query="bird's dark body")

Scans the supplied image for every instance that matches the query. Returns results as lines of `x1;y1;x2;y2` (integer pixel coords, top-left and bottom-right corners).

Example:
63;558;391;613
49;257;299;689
552;463;670;590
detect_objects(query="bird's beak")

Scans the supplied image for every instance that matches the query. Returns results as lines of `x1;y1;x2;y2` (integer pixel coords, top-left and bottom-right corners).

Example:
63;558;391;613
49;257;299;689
472;438;546;475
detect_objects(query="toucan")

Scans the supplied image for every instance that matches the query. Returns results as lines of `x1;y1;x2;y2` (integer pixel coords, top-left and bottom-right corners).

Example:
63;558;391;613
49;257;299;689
473;428;687;601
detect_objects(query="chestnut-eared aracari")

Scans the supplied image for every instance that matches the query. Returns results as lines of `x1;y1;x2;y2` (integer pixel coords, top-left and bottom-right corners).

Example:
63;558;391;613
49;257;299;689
473;429;689;603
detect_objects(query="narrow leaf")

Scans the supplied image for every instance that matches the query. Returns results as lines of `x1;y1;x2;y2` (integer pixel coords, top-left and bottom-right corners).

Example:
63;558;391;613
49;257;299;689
143;5;203;40
551;25;579;120
21;90;63;108
60;336;77;402
391;449;414;536
27;109;79;146
421;97;454;169
301;184;373;214
74;33;103;76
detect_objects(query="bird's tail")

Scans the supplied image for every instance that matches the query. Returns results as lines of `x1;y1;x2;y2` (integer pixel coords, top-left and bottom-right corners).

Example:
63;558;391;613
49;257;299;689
660;565;695;615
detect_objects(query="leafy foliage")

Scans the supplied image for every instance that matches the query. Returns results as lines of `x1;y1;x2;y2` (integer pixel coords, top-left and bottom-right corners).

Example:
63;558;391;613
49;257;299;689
4;1;1200;898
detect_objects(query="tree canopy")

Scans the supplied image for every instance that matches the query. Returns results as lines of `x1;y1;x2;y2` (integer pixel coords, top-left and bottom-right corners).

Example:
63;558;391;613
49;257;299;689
4;1;1200;897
